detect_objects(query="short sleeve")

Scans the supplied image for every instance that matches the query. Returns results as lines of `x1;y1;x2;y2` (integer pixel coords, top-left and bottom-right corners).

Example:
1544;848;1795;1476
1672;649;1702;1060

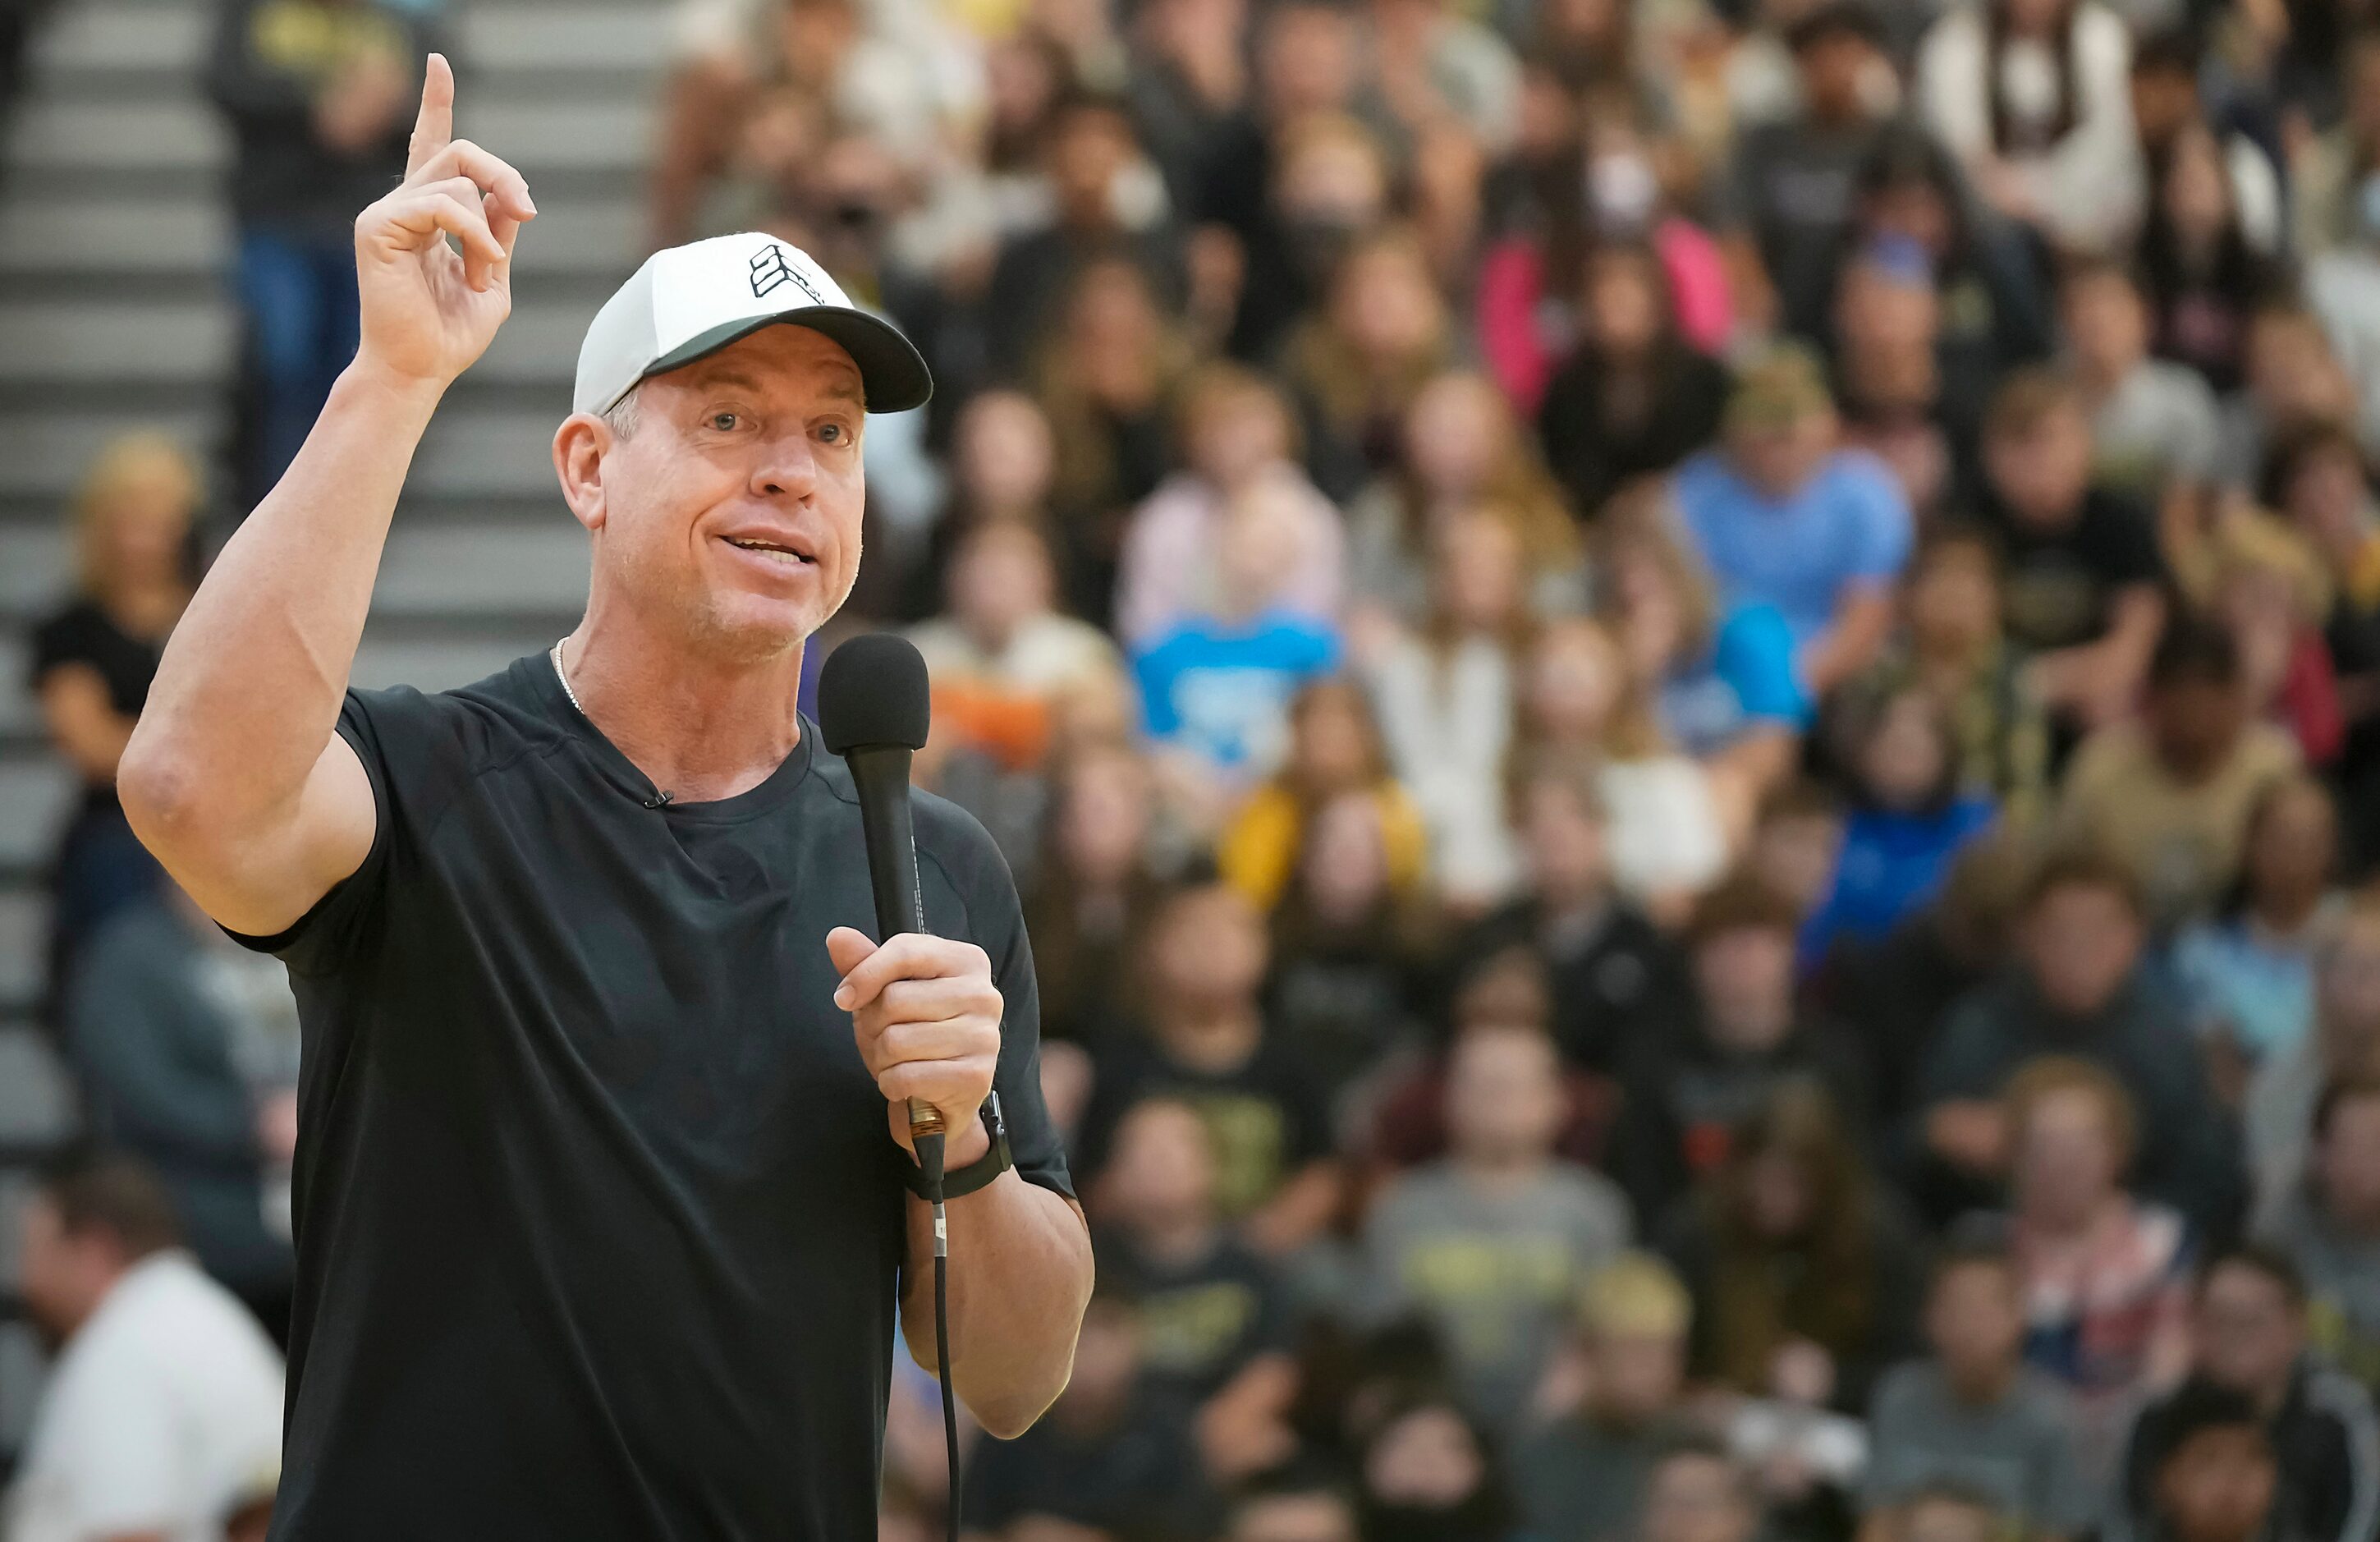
1712;604;1810;725
226;685;492;976
1844;459;1915;585
919;795;1075;1202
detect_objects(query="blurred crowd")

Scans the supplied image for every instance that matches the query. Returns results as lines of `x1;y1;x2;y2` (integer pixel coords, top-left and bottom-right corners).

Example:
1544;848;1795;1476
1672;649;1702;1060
19;0;2380;1534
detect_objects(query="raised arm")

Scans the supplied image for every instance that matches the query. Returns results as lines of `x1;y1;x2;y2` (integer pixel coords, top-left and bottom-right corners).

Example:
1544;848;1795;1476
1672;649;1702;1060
120;56;534;937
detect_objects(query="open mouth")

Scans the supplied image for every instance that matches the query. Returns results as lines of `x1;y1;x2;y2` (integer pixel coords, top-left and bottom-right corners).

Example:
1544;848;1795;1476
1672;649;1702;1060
721;535;816;567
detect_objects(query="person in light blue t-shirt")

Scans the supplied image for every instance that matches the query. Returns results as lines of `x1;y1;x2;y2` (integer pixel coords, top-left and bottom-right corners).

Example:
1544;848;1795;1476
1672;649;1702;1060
1672;346;1915;698
1132;476;1344;783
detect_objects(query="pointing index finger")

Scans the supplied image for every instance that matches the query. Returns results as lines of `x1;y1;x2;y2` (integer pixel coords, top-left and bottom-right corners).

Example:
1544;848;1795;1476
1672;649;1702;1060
406;53;454;178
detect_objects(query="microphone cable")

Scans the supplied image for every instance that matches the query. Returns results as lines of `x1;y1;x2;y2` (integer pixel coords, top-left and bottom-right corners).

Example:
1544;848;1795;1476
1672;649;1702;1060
913;1129;960;1542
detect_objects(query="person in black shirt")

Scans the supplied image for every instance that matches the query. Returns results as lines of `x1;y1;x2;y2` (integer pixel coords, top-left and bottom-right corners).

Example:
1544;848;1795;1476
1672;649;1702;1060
118;66;1091;1540
1974;369;2168;740
30;434;200;1003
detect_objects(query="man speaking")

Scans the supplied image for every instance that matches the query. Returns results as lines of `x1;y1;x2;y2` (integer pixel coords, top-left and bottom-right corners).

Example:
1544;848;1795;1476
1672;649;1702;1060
117;56;1094;1538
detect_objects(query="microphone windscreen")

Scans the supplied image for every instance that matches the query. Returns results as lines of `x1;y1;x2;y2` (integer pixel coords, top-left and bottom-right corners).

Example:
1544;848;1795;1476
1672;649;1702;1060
818;631;932;755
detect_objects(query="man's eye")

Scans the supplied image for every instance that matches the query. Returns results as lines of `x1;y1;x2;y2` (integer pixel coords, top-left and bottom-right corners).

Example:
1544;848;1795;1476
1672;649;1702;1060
709;412;740;431
818;423;844;444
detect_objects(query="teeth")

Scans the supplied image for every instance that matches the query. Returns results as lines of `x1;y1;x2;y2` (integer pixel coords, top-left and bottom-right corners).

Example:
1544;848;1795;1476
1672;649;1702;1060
727;537;808;560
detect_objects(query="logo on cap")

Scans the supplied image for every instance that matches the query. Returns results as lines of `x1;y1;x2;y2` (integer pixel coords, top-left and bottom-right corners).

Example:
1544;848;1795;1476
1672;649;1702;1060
749;243;825;304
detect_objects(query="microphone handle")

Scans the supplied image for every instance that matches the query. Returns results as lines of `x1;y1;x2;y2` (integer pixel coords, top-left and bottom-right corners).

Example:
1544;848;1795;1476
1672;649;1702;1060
849;747;947;1141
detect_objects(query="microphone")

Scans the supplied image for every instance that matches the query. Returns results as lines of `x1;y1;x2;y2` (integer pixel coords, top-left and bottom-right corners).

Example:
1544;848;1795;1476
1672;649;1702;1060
816;632;946;1159
819;631;966;1542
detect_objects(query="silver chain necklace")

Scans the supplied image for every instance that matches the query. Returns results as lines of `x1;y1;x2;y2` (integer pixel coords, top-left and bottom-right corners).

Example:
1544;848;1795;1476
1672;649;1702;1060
550;637;586;717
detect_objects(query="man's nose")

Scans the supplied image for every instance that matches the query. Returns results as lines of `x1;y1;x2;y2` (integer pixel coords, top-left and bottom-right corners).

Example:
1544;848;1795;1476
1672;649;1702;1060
751;431;820;499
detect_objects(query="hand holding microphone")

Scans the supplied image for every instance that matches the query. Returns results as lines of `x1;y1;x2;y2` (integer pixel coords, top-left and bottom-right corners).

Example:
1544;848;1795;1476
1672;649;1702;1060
819;634;1000;1172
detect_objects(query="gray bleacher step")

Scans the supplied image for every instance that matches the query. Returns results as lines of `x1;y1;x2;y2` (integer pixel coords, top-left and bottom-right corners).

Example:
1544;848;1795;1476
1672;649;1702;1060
0;301;228;386
353;631;575;695
0;1319;44;1457
0;1168;32;1287
0;637;34;738
0;528;66;622
0;893;41;1010
373;523;591;617
34;0;669;75
415;409;580;498
0;758;76;870
0;406;216;503
0;194;644;282
7;96;652;176
0;1029;74;1151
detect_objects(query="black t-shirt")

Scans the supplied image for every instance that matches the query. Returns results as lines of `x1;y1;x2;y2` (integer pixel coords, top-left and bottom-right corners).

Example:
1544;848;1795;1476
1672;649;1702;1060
31;599;163;806
1986;487;2165;654
1076;1030;1332;1220
1099;1228;1294;1402
237;655;1071;1540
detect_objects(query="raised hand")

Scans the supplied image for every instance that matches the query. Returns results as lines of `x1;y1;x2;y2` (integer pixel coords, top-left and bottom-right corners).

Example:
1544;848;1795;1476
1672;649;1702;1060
352;54;538;392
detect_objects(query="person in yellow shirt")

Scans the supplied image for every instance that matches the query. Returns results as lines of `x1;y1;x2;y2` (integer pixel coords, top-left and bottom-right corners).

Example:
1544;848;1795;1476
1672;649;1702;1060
1218;678;1428;912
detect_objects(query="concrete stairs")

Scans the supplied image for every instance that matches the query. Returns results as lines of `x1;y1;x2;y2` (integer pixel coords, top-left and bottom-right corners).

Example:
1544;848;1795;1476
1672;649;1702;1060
0;0;671;1456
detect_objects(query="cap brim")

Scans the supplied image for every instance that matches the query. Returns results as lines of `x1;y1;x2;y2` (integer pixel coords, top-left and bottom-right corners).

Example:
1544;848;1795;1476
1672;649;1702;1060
644;305;933;414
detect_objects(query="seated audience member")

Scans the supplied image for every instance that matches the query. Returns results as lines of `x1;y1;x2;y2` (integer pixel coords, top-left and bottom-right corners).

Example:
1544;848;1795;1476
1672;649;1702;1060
1280;226;1456;503
2124;33;2281;256
1637;1434;1766;1542
1914;0;2141;253
1824;833;2032;1163
66;882;299;1335
907;520;1123;864
2135;122;2286;398
2171;777;2342;1090
33;434;199;998
2061;257;2222;502
2056;617;2302;929
1660;1083;1922;1413
1831;238;1972;529
1921;849;2239;1233
1034;257;1195;597
2000;1058;2194;1475
1346;370;1583;626
1747;777;1851;926
1613;877;1873;1223
1516;1253;1695;1542
958;1284;1210;1537
1537;243;1729;521
1514;624;1732;911
1115;364;1344;649
2213;303;2361;496
6;1151;283;1542
1804;686;1997;966
2111;1248;2380;1542
2263;1074;2380;1391
1863;1228;2097;1540
1671;346;1915;695
1353;1397;1517;1542
2135;1384;2295;1542
1359;1021;1633;1431
1974;369;2167;738
1225;1467;1360;1542
1025;743;1167;1044
1458;756;1692;1073
1594;511;1805;837
1367;944;1621;1176
1220;678;1427;916
2291;31;2380;259
1263;788;1434;1107
903;389;1061;622
1839;525;2052;823
1884;1485;2020;1542
2249;897;2380;1230
1363;503;1539;906
1096;1098;1300;1485
1130;475;1344;811
2264;421;2380;868
2190;516;2344;770
1080;881;1340;1255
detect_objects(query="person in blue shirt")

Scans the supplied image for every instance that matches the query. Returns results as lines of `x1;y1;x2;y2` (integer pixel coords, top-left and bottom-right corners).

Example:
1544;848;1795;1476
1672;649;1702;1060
1134;476;1344;789
1806;685;1996;970
1672;345;1915;698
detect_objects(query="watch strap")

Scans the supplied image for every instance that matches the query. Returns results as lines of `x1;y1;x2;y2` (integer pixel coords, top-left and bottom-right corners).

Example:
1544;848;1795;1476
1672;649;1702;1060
907;1092;1011;1200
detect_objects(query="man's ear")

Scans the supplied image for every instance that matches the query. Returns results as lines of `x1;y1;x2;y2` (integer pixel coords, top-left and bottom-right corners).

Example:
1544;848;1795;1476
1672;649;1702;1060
554;414;612;534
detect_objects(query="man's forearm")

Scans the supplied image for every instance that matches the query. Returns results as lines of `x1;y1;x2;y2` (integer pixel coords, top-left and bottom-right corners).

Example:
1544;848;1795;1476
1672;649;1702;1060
902;1172;1093;1439
124;362;440;836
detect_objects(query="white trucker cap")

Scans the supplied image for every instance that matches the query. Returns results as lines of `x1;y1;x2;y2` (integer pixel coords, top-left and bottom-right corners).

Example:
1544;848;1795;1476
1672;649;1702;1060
573;232;933;417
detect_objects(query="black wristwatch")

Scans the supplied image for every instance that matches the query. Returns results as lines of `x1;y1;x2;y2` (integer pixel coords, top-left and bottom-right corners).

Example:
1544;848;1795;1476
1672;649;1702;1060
907;1092;1011;1201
